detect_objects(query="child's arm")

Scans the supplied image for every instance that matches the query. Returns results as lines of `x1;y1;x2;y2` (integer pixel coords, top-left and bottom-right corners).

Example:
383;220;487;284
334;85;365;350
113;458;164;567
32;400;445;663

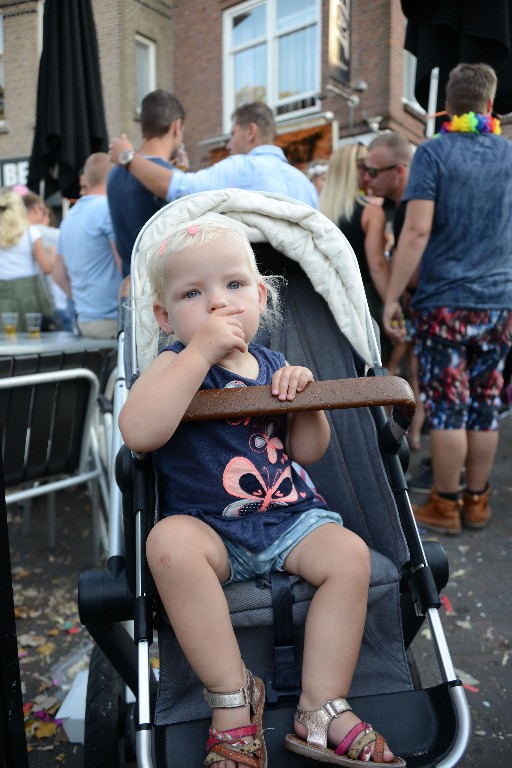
119;306;247;452
271;365;331;465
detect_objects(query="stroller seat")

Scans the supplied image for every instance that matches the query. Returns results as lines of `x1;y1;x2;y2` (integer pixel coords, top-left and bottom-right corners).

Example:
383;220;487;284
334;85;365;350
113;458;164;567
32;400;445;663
155;548;408;727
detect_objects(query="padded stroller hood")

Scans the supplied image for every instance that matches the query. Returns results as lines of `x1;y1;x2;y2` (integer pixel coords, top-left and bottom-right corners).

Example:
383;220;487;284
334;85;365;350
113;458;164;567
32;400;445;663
132;189;380;373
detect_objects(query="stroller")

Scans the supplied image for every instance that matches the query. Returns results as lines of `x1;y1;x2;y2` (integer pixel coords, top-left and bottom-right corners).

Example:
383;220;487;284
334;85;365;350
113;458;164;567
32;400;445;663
78;189;471;768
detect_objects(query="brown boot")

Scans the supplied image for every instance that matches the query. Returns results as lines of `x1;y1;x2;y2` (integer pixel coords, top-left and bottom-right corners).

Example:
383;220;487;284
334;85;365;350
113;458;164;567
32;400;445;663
463;486;492;529
412;487;462;535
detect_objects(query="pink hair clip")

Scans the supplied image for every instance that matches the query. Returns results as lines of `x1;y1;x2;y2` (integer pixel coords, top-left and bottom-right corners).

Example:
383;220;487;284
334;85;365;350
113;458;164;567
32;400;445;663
188;224;199;236
159;236;169;256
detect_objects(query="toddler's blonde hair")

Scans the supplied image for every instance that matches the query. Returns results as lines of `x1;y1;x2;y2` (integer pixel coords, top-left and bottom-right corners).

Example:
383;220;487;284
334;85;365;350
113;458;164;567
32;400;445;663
145;217;281;329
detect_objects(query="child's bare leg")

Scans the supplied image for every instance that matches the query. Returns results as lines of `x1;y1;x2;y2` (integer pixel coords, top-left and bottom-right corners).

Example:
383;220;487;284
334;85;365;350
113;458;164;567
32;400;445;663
283;523;395;762
146;515;250;768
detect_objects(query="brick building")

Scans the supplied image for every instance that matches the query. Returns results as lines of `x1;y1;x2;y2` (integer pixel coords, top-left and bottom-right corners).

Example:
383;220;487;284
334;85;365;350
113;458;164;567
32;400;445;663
0;0;175;189
175;0;429;171
0;0;506;194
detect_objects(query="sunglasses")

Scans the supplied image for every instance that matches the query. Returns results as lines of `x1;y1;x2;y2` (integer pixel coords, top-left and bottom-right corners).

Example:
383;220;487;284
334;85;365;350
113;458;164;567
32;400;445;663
364;163;399;178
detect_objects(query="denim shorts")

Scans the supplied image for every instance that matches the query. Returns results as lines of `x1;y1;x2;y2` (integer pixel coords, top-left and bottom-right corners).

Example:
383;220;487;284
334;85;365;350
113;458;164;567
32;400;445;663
222;509;343;585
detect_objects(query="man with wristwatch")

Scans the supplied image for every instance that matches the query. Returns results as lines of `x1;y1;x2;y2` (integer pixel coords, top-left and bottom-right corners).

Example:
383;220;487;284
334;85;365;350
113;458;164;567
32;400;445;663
107;90;186;277
109;102;318;211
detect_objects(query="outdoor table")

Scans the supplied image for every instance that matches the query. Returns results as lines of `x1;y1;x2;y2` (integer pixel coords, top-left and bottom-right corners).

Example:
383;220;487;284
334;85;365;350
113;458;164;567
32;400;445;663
0;332;117;387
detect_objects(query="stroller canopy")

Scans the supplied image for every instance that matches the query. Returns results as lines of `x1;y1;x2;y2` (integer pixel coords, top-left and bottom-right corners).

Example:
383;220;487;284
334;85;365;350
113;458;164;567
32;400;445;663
131;189;380;373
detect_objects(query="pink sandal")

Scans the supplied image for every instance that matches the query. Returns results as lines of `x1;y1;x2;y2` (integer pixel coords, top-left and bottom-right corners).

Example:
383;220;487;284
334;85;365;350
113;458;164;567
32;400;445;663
203;669;267;767
284;697;406;766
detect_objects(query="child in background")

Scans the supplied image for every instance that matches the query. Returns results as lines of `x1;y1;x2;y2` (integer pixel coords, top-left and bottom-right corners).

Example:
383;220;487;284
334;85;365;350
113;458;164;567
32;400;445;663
22;193;76;332
119;216;404;768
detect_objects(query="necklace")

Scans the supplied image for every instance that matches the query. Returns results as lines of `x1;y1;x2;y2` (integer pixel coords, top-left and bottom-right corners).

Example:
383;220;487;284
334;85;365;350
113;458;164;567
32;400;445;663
440;111;501;135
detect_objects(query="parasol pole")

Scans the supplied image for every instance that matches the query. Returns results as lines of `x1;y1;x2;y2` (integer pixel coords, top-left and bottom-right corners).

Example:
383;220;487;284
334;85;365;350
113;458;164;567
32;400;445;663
426;67;439;137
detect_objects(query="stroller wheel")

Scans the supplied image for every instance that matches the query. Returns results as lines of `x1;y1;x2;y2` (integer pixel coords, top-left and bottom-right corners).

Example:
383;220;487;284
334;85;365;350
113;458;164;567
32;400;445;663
84;644;135;767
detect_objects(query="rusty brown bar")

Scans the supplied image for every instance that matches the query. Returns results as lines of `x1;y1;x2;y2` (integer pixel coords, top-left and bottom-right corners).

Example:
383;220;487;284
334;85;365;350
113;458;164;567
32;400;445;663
183;376;416;422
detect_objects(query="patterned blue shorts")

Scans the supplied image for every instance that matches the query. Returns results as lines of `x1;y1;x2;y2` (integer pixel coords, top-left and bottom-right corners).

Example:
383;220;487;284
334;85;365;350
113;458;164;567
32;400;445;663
413;308;512;431
222;509;343;584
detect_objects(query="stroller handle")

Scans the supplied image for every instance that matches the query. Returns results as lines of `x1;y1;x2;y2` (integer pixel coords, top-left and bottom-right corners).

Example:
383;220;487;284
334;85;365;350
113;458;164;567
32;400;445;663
182;376;416;423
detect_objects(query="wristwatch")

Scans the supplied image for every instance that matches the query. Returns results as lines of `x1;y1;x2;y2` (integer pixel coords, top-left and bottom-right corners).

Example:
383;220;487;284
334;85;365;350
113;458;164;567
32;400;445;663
118;149;135;168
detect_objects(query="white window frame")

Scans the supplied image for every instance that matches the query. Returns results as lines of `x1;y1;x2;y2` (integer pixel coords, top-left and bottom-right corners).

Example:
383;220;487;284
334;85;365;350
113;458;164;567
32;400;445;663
222;0;321;131
135;34;156;116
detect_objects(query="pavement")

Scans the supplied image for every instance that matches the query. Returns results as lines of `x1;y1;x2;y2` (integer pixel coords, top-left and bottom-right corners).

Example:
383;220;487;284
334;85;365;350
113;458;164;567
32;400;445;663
407;410;512;768
6;412;512;767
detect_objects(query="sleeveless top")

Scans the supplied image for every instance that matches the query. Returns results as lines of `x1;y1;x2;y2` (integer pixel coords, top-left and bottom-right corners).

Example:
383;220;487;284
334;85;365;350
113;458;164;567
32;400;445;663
152;342;327;552
338;202;391;362
338;203;370;284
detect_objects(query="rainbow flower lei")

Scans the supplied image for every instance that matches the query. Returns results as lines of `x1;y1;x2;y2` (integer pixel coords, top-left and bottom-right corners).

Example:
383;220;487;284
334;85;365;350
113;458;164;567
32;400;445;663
440;111;501;135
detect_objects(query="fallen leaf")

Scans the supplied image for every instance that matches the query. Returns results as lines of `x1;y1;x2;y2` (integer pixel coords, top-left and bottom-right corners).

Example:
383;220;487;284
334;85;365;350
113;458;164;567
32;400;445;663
37;642;57;656
35;721;58;739
19;633;46;647
12;567;32;578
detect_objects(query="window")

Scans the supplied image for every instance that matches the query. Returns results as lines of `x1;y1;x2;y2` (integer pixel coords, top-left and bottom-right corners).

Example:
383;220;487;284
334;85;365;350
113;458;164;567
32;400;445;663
0;15;4;122
135;34;156;113
223;0;320;128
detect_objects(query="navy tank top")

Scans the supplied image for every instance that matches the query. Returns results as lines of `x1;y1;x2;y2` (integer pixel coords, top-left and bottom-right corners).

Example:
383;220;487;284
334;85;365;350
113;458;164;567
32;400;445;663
151;342;327;552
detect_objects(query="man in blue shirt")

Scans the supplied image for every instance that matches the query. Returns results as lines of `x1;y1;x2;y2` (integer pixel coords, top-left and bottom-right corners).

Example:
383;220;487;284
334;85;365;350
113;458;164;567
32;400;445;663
107;90;186;277
55;153;122;338
109;102;318;209
383;63;512;535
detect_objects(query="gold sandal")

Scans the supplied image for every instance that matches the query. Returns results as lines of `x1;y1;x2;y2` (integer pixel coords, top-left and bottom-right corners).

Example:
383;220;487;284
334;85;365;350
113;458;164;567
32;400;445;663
284;697;406;766
202;669;267;767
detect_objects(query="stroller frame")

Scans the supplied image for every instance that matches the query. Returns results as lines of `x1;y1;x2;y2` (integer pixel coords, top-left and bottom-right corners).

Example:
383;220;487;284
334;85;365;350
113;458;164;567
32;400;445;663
79;190;470;768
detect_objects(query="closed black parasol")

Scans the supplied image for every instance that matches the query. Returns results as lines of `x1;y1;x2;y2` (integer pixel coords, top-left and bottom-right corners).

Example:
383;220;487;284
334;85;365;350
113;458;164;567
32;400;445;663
402;0;512;118
28;0;108;201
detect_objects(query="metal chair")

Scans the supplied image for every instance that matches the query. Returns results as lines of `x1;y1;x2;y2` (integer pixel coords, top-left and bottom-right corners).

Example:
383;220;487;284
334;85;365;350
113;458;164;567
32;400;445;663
0;368;106;563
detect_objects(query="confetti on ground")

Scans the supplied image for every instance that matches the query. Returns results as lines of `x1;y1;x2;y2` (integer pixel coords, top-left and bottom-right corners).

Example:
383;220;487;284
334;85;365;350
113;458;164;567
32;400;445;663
455;619;473;630
19;633;46;647
455;669;480;686
441;595;454;614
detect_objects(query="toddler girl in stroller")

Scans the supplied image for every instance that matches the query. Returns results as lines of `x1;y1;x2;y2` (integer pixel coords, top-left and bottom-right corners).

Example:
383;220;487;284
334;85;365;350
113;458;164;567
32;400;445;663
119;215;405;768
